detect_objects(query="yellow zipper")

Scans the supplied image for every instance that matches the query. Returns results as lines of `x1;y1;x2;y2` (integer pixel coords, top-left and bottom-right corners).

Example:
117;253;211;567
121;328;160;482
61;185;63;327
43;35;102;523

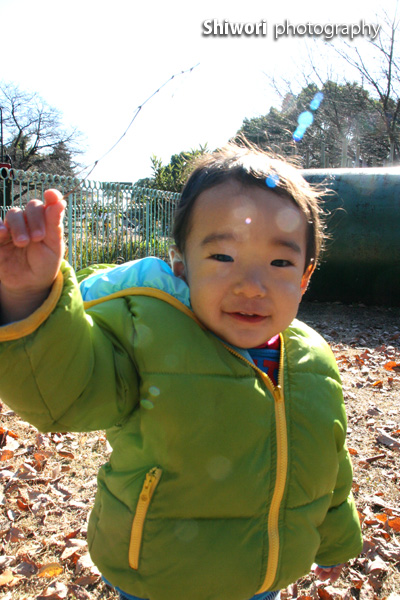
129;467;162;570
222;336;288;593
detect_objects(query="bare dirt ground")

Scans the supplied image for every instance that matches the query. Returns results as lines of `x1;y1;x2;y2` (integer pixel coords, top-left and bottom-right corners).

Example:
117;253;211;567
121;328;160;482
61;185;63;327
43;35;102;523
0;302;399;600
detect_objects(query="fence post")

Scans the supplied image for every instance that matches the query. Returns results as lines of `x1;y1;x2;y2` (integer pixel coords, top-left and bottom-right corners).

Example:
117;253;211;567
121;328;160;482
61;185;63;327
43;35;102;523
4;170;180;266
67;194;73;267
116;184;120;254
145;198;150;256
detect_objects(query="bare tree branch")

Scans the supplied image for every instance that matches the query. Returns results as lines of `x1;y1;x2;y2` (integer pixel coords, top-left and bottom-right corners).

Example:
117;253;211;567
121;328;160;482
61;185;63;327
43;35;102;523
0;82;83;174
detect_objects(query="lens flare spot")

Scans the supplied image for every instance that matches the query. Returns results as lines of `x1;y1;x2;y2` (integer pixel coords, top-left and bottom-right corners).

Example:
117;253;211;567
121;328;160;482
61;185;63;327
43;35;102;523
266;173;279;188
293;93;323;141
298;111;314;128
206;456;232;480
245;217;252;224
140;398;154;410
233;206;253;222
310;92;324;111
174;520;199;542
293;126;307;142
276;208;302;233
135;323;154;347
164;353;179;369
149;386;160;397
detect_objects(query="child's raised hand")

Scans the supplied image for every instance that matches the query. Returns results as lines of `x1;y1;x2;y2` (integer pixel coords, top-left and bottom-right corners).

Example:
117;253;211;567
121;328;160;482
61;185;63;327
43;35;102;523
0;189;66;322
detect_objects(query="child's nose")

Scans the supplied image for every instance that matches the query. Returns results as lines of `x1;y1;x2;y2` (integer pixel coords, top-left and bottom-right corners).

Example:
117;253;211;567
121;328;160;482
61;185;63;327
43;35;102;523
233;269;267;297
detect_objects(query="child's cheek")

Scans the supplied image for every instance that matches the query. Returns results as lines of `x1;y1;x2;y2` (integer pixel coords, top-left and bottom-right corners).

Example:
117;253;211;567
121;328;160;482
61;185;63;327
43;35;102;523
277;278;304;301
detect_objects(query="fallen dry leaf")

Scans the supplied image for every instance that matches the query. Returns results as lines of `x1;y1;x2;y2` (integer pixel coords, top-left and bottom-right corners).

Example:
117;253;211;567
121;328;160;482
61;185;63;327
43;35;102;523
0;469;14;479
317;587;336;600
64;528;81;540
367;556;387;574
74;574;101;586
14;559;38;577
388;516;400;532
384;361;400;371
67;583;92;599
37;562;64;578
0;449;14;461
74;552;96;575
359;581;376;600
0;556;15;569
365;453;386;463
57;450;75;459
60;538;87;561
0;427;19;442
6;526;25;542
0;570;14;586
36;580;68;599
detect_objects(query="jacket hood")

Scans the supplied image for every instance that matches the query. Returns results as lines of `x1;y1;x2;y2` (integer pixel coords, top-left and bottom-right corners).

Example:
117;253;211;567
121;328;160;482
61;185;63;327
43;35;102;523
79;257;191;308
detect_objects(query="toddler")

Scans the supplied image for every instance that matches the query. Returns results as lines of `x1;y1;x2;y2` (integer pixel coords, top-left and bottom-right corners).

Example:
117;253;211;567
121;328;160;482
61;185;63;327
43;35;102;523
0;144;362;600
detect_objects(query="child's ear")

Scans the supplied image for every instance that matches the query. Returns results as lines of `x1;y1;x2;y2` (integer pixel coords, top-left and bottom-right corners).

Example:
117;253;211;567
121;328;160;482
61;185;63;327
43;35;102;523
169;245;187;282
300;263;315;296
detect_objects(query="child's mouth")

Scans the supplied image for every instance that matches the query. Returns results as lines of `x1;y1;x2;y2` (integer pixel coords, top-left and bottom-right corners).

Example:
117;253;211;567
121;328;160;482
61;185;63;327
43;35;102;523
229;312;266;323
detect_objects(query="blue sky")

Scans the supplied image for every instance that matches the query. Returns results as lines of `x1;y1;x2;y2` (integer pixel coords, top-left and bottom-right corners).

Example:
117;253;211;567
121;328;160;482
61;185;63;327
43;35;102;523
0;0;397;182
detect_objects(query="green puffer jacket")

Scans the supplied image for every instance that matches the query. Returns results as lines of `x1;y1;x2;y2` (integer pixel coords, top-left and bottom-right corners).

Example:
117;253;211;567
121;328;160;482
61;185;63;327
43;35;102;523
0;258;362;600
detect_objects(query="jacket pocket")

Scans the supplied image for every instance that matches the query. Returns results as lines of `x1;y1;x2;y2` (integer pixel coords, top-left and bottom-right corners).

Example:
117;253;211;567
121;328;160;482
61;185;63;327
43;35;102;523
129;467;162;570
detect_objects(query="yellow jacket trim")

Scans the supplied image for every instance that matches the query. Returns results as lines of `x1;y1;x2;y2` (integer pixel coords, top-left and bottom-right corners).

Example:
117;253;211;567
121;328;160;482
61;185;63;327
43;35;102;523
257;334;287;593
129;467;163;570
0;278;204;341
0;270;64;341
1;263;288;589
222;335;288;593
83;286;205;329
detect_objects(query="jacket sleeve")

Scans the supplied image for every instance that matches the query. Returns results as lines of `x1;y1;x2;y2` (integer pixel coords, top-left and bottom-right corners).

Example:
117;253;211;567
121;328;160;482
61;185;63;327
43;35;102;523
0;261;140;433
315;403;363;566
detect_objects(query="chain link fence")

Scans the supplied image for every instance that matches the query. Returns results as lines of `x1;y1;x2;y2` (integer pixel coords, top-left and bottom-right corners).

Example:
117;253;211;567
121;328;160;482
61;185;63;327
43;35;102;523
0;168;180;271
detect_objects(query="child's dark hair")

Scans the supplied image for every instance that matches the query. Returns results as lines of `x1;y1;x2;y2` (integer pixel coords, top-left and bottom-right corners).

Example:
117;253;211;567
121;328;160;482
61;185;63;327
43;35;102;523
172;142;326;271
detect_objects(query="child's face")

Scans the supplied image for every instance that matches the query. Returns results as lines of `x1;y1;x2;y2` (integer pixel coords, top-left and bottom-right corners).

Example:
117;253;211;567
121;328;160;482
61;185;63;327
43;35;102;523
170;180;313;348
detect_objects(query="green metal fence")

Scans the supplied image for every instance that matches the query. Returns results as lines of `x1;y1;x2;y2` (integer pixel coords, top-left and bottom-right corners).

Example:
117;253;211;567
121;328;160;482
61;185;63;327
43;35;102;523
2;166;400;305
0;168;180;271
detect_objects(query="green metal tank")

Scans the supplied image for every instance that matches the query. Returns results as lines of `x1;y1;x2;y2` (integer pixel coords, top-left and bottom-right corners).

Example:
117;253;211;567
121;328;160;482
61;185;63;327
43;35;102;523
302;168;400;306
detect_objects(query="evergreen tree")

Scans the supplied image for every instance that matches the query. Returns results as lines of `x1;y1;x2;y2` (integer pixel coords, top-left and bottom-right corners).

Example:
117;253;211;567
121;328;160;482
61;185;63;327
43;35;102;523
141;145;209;192
235;81;393;168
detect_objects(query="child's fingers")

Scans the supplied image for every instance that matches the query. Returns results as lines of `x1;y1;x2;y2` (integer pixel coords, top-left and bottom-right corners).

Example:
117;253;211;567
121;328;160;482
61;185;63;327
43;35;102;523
44;198;66;237
43;189;66;239
0;190;64;248
44;189;66;229
24;200;46;241
313;564;343;583
328;565;343;583
42;191;66;254
3;207;30;247
0;218;10;239
314;567;329;581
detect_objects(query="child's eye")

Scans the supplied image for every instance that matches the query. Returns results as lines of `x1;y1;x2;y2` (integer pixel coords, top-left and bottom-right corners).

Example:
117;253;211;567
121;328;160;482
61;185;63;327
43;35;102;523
210;254;234;262
271;259;293;267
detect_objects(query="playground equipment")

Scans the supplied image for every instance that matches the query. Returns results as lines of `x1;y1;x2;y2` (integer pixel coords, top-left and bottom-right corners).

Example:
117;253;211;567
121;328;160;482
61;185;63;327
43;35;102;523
303;168;400;306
